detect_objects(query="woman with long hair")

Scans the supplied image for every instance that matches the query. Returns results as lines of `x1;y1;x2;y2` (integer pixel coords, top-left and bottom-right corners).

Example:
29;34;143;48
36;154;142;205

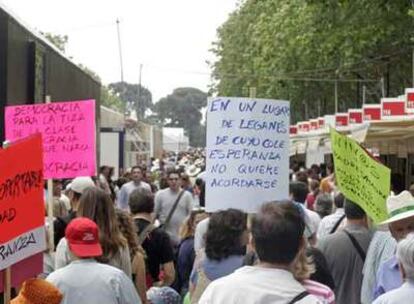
189;209;248;303
55;187;132;277
116;209;148;304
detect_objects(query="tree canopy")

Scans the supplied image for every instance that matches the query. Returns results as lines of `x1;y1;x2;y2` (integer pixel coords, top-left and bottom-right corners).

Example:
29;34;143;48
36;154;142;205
108;82;153;120
150;87;207;147
211;0;413;122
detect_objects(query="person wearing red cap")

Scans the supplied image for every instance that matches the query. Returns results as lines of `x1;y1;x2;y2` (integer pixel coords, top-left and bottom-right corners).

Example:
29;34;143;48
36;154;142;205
46;217;141;304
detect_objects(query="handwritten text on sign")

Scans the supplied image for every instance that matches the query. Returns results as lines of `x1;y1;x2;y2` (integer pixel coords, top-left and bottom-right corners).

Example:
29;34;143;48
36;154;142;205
0;134;46;270
206;97;290;212
330;128;390;223
5;100;96;179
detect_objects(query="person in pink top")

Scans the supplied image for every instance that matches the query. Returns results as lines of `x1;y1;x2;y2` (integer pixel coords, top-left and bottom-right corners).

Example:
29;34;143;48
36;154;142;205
293;247;335;304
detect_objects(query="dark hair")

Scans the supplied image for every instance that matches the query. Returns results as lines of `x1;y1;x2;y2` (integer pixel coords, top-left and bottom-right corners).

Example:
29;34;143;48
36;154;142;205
71;191;82;202
334;193;345;209
391;173;405;195
315;194;333;218
344;198;366;219
116;177;129;188
289;181;309;204
131;165;143;173
296;171;309;185
166;169;179;177
78;188;126;262
195;178;205;208
252;201;305;265
128;189;154;214
205;209;247;261
327;163;334;174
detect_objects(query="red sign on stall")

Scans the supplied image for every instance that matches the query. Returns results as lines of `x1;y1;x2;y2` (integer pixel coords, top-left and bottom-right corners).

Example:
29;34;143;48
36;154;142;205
381;98;406;118
310;120;319;130
348;109;363;124
363;105;382;121
335;113;349;127
318;118;325;128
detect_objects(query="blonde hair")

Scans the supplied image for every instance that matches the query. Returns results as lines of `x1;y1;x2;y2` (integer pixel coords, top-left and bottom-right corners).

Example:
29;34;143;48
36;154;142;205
291;246;315;281
179;210;208;240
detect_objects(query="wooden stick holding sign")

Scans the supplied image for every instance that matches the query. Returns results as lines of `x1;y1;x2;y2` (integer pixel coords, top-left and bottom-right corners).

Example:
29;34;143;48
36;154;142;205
2;140;11;304
45;96;54;252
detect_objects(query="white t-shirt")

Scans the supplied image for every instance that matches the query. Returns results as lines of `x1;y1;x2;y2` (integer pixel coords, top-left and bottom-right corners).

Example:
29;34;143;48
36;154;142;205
199;266;322;304
47;259;140;304
154;188;193;244
194;217;210;252
305;208;321;236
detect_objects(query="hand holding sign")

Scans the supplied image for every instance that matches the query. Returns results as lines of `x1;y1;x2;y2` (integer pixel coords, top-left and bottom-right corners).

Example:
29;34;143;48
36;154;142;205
330;128;390;223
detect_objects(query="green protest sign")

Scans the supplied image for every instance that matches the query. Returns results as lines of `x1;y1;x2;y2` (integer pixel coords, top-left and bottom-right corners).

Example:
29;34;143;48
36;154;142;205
330;128;390;223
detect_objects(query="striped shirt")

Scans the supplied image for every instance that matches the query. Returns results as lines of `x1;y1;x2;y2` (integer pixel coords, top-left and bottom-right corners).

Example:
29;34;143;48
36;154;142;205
303;279;335;304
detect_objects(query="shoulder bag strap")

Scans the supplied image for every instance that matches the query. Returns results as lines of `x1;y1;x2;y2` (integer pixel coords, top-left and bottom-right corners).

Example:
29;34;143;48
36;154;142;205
287;291;310;304
343;229;366;262
163;190;185;228
137;223;155;246
329;214;346;234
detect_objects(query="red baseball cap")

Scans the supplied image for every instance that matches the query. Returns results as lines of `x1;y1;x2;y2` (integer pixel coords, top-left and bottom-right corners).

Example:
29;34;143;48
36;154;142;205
65;217;103;258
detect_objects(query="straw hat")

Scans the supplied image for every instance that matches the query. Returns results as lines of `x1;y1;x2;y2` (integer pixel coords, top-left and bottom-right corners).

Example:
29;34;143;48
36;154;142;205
186;165;201;177
11;278;63;304
381;191;414;225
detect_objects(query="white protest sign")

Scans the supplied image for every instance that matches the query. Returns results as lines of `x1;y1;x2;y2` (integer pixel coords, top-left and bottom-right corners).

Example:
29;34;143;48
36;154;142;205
206;97;290;212
0;226;46;271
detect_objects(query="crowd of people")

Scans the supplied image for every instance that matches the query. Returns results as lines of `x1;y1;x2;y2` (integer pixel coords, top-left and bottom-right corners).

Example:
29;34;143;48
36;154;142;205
8;152;414;304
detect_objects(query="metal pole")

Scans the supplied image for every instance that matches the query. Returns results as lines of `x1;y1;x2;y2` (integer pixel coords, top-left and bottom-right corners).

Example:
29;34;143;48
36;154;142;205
362;85;366;106
116;19;124;83
334;80;338;113
381;77;385;97
2;140;11;304
318;100;321;117
249;87;257;98
138;64;143;120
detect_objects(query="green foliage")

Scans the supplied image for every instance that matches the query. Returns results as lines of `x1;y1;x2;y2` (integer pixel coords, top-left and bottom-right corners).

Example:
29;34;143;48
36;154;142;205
101;86;124;112
108;82;152;120
151;88;208;147
211;0;414;122
41;32;68;53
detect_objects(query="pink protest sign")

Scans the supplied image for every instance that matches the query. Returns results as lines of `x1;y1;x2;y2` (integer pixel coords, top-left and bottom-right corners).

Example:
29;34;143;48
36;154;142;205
0;253;43;291
5;99;96;179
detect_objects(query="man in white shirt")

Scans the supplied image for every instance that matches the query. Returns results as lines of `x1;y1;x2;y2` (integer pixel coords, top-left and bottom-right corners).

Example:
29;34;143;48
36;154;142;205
117;166;151;210
199;201;321;304
317;193;346;240
155;170;193;245
47;217;141;304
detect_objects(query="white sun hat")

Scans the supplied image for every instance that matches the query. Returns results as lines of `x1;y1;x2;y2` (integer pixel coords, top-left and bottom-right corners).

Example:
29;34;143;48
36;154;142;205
186;165;202;177
381;191;414;225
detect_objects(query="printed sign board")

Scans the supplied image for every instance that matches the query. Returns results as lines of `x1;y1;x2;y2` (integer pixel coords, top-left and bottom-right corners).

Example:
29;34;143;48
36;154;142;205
206;97;290;212
0;134;46;270
5;99;96;179
330;128;390;223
